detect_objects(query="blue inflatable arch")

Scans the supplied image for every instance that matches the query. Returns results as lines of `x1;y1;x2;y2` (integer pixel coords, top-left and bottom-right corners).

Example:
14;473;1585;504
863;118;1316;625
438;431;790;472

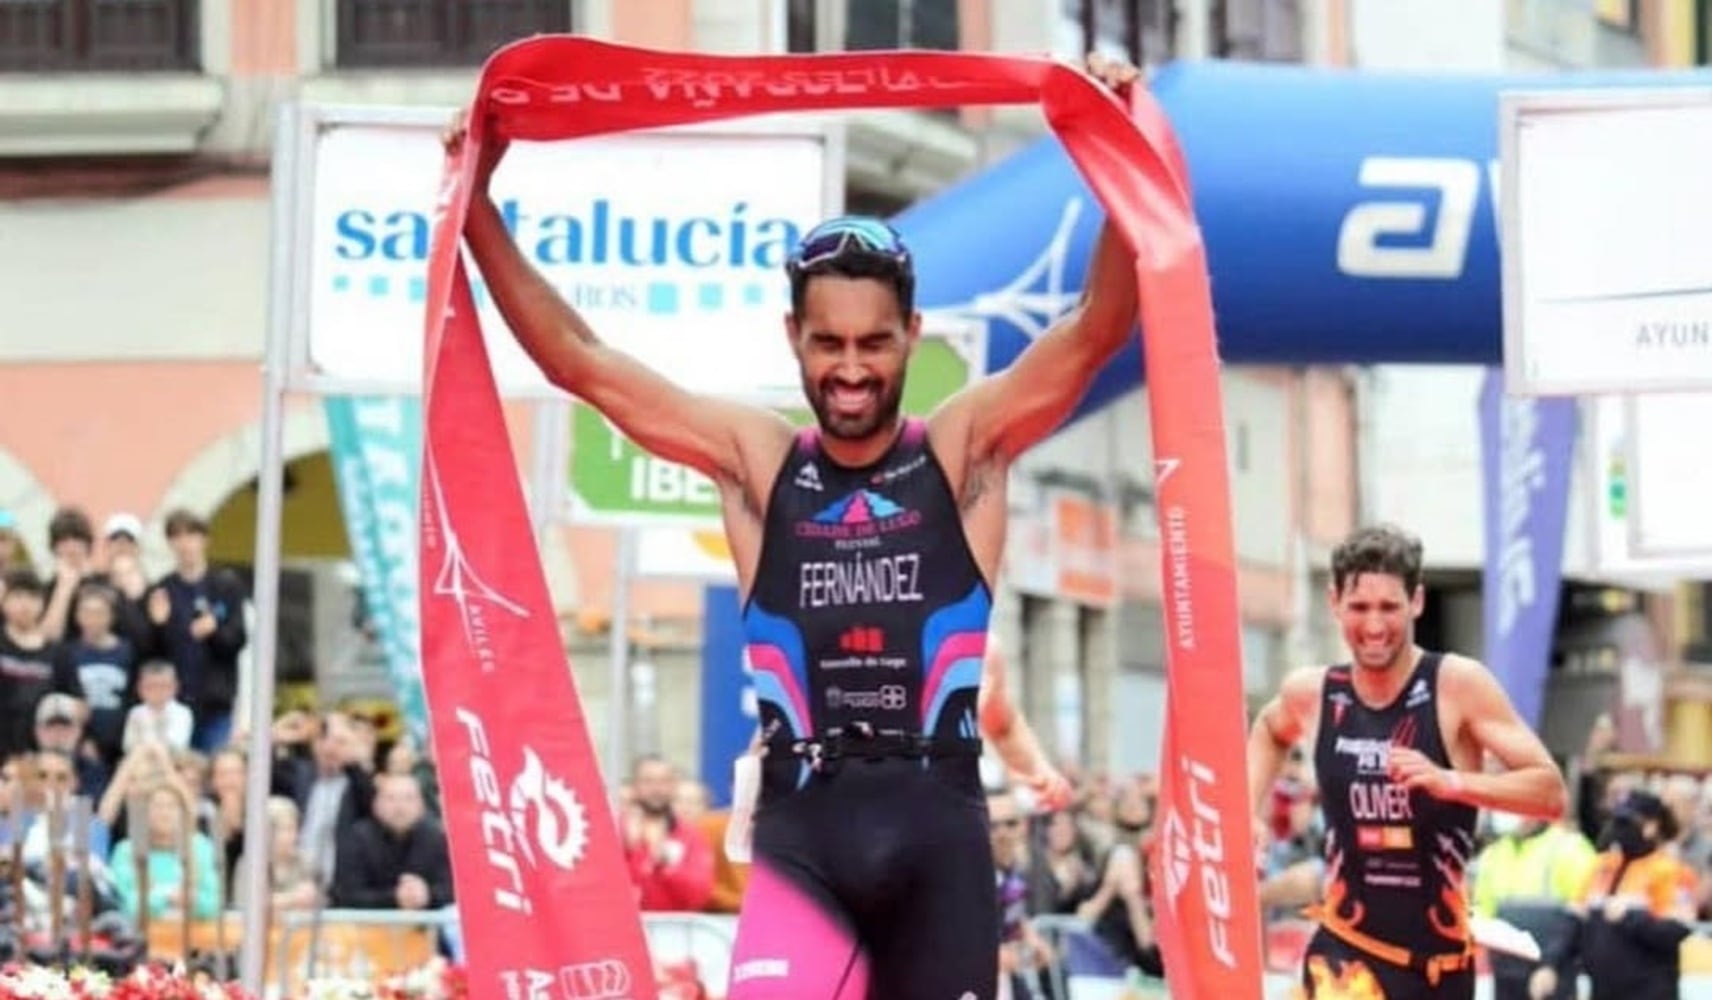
894;59;1712;422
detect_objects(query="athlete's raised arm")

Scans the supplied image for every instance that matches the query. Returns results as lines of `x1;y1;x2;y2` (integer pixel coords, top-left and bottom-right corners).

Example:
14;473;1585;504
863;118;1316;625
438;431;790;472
449;117;785;485
926;58;1141;491
959;212;1139;466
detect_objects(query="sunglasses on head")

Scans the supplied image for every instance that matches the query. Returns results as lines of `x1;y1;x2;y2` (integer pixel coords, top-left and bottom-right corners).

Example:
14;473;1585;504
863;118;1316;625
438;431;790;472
787;218;911;273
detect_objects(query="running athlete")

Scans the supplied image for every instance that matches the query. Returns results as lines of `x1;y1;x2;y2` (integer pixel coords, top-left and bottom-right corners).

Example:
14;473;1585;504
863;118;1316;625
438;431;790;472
448;53;1139;1000
1247;524;1568;1000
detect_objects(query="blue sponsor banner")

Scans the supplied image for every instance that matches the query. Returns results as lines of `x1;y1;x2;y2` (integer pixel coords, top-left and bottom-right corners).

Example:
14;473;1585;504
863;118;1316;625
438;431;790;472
1479;369;1578;728
699;584;755;808
324;396;428;743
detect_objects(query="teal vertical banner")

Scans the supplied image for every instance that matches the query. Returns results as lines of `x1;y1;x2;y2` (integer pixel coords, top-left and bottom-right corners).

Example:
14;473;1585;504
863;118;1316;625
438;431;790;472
324;396;427;742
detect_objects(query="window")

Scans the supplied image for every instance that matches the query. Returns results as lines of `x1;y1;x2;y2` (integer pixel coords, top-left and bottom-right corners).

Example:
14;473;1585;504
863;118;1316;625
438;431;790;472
0;0;198;72
785;0;817;53
843;0;958;51
1059;1;1176;66
334;0;572;70
1214;0;1302;62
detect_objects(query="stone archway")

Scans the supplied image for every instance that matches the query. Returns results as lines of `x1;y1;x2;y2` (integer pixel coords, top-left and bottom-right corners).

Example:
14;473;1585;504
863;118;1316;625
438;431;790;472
149;407;335;571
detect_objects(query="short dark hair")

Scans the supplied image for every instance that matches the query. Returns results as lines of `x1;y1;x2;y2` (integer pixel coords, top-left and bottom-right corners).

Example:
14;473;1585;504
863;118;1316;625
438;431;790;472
2;568;44;597
788;252;916;321
163;508;208;538
631;753;671;780
1330;524;1424;595
47;507;93;549
74;581;118;612
138;658;177;679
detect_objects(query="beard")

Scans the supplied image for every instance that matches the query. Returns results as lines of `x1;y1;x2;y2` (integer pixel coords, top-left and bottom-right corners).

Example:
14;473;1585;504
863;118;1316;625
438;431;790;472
804;372;905;442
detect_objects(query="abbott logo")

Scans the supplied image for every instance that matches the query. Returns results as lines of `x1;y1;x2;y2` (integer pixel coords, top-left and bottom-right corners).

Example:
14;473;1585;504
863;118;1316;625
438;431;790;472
559;959;633;1000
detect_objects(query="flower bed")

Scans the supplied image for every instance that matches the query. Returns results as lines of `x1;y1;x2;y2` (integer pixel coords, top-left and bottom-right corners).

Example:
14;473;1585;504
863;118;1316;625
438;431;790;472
0;964;251;1000
0;958;709;1000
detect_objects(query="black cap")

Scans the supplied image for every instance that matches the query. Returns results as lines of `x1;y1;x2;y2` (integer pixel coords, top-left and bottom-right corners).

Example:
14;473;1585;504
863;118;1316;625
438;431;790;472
1617;789;1680;843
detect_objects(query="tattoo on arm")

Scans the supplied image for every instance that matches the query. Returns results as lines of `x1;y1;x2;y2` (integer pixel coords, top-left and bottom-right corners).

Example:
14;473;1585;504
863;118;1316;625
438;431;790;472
960;461;992;513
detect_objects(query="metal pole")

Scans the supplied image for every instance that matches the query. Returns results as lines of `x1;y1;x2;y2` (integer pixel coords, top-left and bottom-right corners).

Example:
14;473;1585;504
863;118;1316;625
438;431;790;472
608;526;635;787
238;100;301;995
528;398;567;544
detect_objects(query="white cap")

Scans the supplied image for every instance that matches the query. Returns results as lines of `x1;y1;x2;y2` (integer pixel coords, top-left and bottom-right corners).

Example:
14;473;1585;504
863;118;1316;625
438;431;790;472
35;693;82;727
103;513;143;540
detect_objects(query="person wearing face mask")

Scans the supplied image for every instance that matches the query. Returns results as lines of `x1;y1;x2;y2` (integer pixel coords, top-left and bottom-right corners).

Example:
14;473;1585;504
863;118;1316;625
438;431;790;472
1532;790;1696;1000
1471;811;1596;1000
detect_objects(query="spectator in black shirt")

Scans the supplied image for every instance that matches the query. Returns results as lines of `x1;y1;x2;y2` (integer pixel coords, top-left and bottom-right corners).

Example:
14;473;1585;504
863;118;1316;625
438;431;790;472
147;509;247;753
56;584;135;767
37;507;95;645
330;772;452;911
95;515;156;657
0;570;79;761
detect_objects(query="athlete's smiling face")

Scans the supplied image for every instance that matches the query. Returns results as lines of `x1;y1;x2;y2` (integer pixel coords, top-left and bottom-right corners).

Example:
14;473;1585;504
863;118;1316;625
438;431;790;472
787;274;919;442
1329;571;1423;672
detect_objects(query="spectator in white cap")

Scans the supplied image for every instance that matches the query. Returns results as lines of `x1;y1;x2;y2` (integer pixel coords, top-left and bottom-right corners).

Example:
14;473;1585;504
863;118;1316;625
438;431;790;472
101;513;143;567
49;510;155;660
32;692;110;806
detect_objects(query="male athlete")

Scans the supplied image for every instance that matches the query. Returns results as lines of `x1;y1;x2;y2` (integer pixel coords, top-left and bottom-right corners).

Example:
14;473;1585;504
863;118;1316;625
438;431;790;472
448;54;1137;1000
1248;524;1568;1000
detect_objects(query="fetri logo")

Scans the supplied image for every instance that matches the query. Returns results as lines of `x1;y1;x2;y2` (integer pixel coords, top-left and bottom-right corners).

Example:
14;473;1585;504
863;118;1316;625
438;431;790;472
507;747;590;873
1161;806;1192;909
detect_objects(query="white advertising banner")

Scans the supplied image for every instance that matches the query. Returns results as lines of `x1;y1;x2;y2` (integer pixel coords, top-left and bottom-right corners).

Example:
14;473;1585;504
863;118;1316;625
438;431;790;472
1501;90;1712;396
306;117;831;402
1627;392;1712;557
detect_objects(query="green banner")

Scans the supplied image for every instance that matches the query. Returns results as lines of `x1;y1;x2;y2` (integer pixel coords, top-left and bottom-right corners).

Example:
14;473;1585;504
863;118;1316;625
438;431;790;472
569;337;977;525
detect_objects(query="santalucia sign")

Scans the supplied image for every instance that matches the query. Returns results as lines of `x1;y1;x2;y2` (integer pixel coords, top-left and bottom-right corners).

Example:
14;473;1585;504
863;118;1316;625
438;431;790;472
304;119;831;400
333;197;802;272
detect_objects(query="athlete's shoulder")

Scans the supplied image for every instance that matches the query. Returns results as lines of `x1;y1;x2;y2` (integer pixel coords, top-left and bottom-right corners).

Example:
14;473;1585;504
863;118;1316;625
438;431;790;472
1279;665;1333;709
735;411;807;486
1434;652;1504;697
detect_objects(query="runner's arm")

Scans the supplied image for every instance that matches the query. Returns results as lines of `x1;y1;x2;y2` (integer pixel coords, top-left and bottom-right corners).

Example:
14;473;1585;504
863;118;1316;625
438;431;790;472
978;639;1066;804
950;220;1138;465
1447;656;1567;819
1247;667;1318;819
464;195;776;481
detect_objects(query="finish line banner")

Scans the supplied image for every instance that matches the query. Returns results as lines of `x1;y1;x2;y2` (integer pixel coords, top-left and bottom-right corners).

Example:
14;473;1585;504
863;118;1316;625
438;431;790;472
420;37;1261;1000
